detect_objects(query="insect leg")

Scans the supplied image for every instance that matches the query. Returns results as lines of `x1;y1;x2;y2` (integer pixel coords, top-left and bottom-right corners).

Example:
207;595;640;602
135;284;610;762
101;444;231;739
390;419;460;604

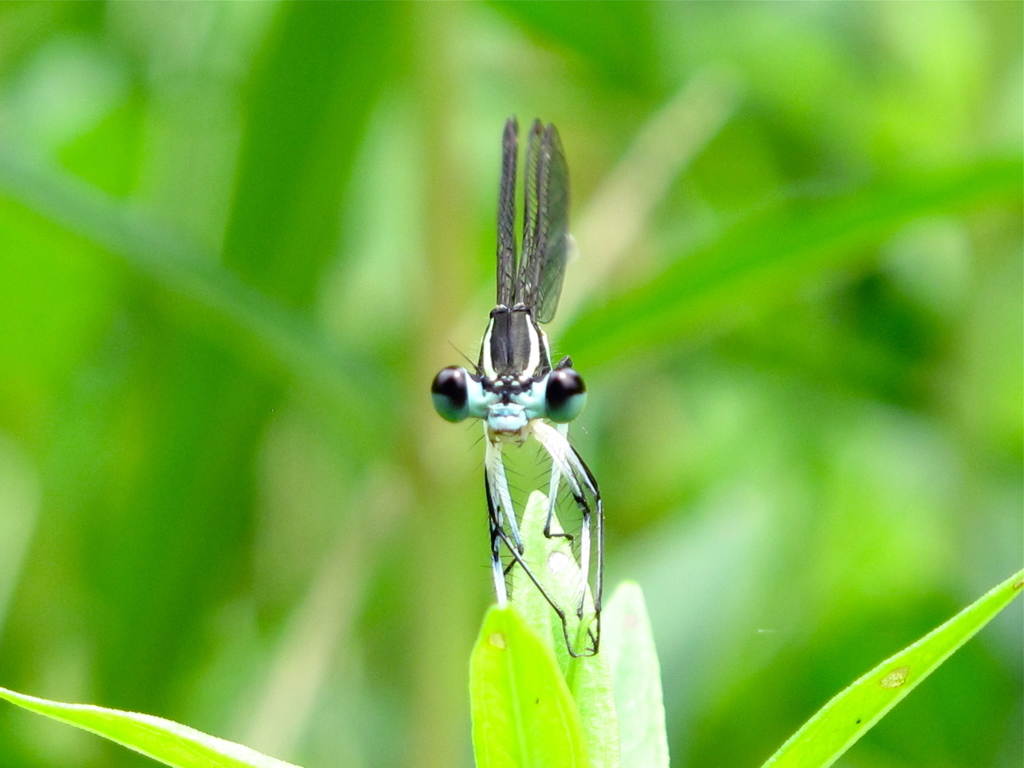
532;421;603;653
489;521;594;657
484;466;508;606
485;436;524;553
570;445;603;652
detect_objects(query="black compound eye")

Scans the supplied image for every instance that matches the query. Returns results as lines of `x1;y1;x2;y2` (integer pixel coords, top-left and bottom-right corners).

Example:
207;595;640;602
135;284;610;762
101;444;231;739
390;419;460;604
431;367;471;422
545;368;587;423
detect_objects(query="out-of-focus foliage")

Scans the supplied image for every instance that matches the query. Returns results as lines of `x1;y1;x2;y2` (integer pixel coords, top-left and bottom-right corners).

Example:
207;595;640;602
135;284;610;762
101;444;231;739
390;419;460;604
0;3;1019;768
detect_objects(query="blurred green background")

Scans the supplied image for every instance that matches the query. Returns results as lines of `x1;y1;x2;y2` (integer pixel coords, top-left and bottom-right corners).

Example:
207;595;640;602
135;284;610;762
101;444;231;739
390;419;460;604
0;2;1020;767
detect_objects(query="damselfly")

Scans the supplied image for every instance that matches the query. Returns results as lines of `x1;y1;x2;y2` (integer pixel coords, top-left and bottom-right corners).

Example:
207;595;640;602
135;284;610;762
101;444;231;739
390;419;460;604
431;118;603;657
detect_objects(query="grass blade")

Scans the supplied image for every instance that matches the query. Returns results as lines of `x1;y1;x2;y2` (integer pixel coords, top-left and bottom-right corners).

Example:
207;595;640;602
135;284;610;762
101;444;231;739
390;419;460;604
0;685;302;768
760;568;1024;768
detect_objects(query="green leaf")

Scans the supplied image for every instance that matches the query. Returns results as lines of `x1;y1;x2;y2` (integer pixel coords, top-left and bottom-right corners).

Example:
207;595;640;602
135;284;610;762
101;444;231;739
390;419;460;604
0;685;302;768
604;582;670;768
511;491;620;768
760;568;1024;768
470;606;589;768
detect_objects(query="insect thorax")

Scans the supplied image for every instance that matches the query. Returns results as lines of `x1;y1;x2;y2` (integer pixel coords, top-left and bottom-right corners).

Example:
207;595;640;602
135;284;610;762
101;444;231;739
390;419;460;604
479;304;552;380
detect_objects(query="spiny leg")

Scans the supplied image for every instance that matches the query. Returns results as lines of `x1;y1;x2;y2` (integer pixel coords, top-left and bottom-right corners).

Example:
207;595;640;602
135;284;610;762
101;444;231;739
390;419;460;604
485;434;524;553
532;421;603;653
533;422;575;545
542;423;575;543
489;520;593;658
568;446;603;653
484;469;509;606
532;421;590;591
483;470;584;654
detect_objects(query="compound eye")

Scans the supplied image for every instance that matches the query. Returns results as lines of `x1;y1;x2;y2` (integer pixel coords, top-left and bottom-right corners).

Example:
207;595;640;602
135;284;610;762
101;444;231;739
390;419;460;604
545;368;587;423
431;367;471;422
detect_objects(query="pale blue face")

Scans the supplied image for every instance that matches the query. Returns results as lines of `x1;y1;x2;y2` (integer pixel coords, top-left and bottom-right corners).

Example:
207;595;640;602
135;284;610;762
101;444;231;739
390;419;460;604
481;379;548;435
484;403;530;435
431;364;587;437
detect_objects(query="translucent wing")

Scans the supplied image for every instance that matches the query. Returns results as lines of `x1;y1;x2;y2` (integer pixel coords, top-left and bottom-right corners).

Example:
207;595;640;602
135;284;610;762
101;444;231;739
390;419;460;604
496;118;519;307
516;121;570;324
